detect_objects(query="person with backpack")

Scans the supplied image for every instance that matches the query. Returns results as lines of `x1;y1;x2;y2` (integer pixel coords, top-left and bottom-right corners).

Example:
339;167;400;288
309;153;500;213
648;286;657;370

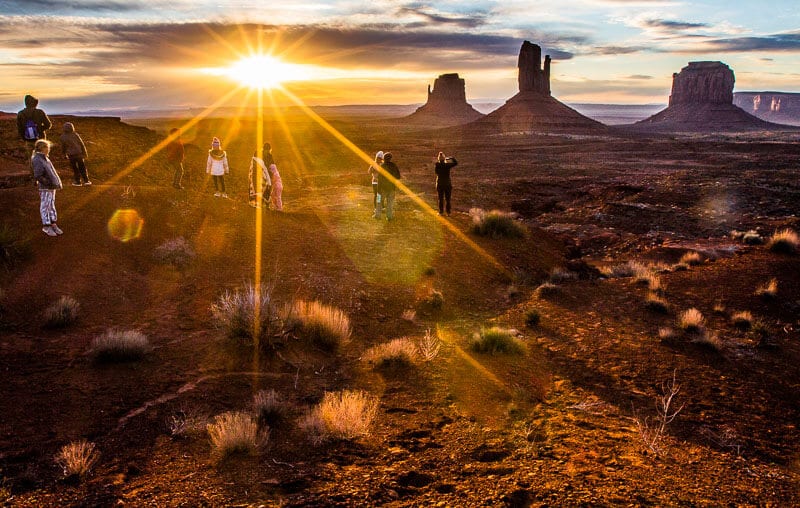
206;137;229;198
434;151;458;216
60;122;91;186
16;95;52;151
376;152;401;221
31;140;64;237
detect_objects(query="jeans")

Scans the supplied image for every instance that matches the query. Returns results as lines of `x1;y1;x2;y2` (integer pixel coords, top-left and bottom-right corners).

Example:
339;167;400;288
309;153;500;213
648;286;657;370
212;175;226;193
437;184;452;214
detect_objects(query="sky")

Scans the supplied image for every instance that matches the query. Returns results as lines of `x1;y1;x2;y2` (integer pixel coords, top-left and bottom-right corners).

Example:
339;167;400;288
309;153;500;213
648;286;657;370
0;0;798;113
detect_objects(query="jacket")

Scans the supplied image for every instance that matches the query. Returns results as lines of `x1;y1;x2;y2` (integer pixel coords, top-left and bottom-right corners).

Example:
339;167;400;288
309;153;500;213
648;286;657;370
31;152;63;190
434;158;458;187
16;95;51;141
377;161;401;194
60;123;88;159
206;149;229;176
165;138;184;163
248;156;272;197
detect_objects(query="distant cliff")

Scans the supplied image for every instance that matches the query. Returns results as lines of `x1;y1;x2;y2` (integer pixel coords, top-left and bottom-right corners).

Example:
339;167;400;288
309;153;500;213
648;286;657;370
405;73;483;126
733;92;800;126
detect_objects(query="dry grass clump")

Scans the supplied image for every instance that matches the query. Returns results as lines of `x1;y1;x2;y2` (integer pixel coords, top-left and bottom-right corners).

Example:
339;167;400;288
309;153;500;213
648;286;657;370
284;300;351;351
55;440;99;478
401;309;416;322
419;289;444;311
730;229;763;245
363;338;418;370
253;389;290;427
645;293;670;313
692;330;722;350
678;308;705;333
767;228;799;254
417;329;441;362
730;311;753;331
207;411;265;460
299;390;378;443
90;329;151;362
168;409;207;438
211;283;280;343
549;267;577;283
604;260;650;279
712;302;727;316
470;327;524;355
535;282;559;298
679;251;703;266
43;295;80;328
658;327;676;343
755;278;778;299
153;236;195;269
525;309;541;327
469;208;526;238
672;262;689;272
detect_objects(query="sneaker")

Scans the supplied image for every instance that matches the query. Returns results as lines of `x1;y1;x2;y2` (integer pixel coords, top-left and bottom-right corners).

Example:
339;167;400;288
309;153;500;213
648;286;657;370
173;184;184;190
71;182;82;187
221;193;228;198
42;225;57;237
51;224;63;235
83;181;92;186
214;192;221;197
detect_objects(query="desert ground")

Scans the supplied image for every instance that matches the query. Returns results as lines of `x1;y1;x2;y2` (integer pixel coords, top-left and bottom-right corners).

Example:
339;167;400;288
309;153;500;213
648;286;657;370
1;111;799;506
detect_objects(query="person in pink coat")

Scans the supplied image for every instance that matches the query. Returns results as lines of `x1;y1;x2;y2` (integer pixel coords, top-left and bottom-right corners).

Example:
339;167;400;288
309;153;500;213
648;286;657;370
262;142;283;211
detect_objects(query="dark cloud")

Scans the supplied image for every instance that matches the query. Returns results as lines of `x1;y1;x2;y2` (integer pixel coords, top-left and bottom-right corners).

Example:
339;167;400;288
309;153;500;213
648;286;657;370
704;32;800;52
591;45;648;55
397;5;489;29
643;19;709;31
626;74;653;80
1;0;151;12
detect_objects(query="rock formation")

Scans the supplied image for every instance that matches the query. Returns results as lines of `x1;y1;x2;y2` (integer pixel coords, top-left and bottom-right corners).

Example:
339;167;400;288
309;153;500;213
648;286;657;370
635;61;789;131
733;92;800;126
471;41;604;133
405;73;483;126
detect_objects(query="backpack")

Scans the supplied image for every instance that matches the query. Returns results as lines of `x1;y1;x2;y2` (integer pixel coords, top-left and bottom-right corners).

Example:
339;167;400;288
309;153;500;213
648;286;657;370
23;119;39;141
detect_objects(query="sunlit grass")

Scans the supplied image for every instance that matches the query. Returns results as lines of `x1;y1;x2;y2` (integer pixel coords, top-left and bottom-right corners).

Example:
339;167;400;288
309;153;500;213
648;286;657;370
55;440;99;478
283;300;351;351
678;308;705;333
300;390;378;443
363;338;419;370
469;208;526;238
43;295;80;328
767;228;799;254
207;411;265;460
90;329;150;362
211;283;280;343
470;327;524;355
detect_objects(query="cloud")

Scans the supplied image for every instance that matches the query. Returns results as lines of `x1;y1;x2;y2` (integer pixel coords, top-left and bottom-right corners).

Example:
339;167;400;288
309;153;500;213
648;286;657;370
591;45;649;55
397;4;489;29
626;74;653;79
642;19;709;31
703;32;800;52
1;0;152;12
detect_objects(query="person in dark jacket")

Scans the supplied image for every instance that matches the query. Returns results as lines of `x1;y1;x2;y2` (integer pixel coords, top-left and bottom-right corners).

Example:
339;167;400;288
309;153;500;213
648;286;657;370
166;128;185;189
434;151;458;216
376;152;401;221
31;140;64;236
17;95;52;151
60;122;91;186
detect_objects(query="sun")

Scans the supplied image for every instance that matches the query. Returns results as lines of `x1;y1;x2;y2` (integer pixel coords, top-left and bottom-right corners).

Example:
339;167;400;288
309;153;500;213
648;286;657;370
224;55;313;89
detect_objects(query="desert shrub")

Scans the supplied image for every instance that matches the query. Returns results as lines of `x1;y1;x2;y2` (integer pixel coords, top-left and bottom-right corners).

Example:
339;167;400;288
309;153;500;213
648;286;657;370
658;327;676;342
525;309;541;327
767;228;799;254
679;251;703;266
300;390;378;443
672;262;689;272
417;329;441;362
153;236;195;268
755;278;778;299
0;223;30;269
604;260;650;279
470;327;524;355
43;295;80;328
469;208;526;238
535;282;559;298
90;329;150;362
691;330;722;350
168;409;207;438
712;302;727;316
253;389;289;427
419;289;444;311
678;308;705;333
284;300;351;351
363;338;418;370
549;268;577;283
645;293;669;313
731;311;753;331
423;266;436;276
211;283;281;343
55;440;99;478
207;411;265;460
742;231;763;245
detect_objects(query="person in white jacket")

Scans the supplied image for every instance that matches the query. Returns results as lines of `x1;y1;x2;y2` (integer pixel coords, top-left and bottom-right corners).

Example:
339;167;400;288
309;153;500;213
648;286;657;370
248;144;272;208
206;137;229;197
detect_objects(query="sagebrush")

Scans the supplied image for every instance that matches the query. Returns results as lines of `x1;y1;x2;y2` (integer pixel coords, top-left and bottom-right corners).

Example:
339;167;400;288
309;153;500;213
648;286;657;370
90;329;151;362
283;300;351;351
469;208;526;238
55;440;99;478
300;390;378;443
43;295;80;328
211;283;281;343
470;327;524;355
207;411;265;460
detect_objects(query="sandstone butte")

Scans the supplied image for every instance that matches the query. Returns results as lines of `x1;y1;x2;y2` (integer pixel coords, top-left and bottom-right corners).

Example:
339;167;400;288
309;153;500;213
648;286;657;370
405;73;484;126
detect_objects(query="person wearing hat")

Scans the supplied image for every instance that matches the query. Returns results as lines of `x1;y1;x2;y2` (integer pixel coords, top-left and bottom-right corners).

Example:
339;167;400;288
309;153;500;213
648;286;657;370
368;150;384;218
376;152;401;221
206;137;229;198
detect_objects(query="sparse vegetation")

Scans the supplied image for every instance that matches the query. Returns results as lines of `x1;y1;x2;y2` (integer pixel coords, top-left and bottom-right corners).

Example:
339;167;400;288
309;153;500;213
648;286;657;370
283;300;351;351
678;308;705;333
55;440;99;478
755;278;778;299
767;228;799;254
417;329;441;362
470;327;524;355
168;409;207;438
712;302;727;316
43;295;80;328
645;293;669;313
300;390;378;443
207;411;265;460
742;231;763;245
692;330;722;350
634;371;684;456
604;260;649;279
90;329;151;362
363;338;419;370
731;311;753;331
401;309;416;322
535;282;559;298
211;283;281;343
658;327;676;342
672;262;689;272
679;251;703;266
549;267;577;283
525;309;541;327
469;208;526;238
419;289;444;311
153;236;195;269
253;389;289;427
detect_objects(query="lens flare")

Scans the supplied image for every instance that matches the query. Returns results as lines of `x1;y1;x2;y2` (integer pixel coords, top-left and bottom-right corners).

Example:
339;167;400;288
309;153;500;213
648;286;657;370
108;209;144;242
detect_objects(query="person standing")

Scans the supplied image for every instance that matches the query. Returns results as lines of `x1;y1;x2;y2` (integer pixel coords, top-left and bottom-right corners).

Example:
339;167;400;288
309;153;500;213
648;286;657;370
368;151;384;218
263;143;283;211
17;95;52;148
60;122;91;186
166;128;185;189
248;143;272;208
377;152;401;221
31;140;63;236
206;137;229;198
434;151;458;216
